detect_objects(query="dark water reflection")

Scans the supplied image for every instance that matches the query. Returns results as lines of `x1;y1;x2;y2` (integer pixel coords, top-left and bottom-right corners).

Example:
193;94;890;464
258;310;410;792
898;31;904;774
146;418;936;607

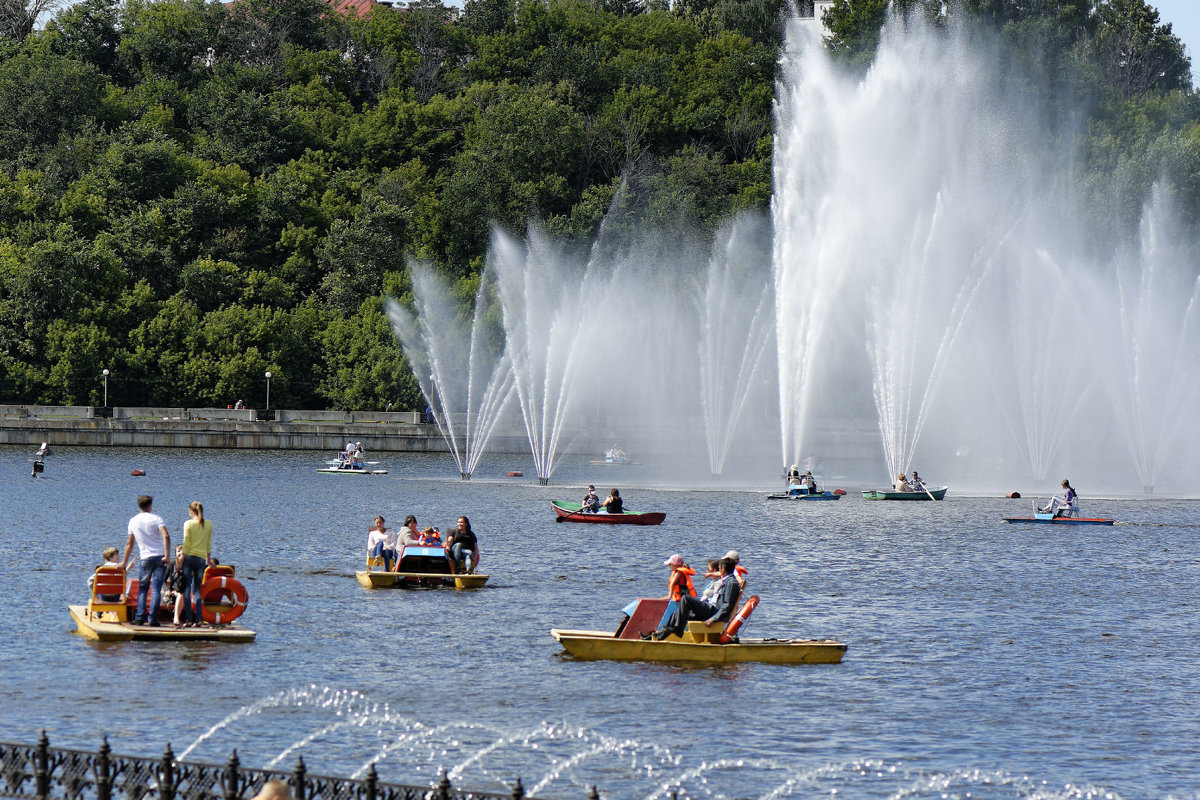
3;446;1198;799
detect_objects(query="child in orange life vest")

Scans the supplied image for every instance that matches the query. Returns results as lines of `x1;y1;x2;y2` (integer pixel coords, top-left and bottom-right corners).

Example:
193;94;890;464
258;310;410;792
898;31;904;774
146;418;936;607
664;553;697;601
418;527;442;545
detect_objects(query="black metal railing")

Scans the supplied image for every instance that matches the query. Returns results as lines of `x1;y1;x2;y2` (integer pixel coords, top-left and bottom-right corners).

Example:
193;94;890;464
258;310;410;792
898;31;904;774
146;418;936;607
0;735;598;800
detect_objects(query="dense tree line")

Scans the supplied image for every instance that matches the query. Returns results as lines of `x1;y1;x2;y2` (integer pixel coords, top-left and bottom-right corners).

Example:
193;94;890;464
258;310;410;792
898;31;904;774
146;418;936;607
0;0;1192;409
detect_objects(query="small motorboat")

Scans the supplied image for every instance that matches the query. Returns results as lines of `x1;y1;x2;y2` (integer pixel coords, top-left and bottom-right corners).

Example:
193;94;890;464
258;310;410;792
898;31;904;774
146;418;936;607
69;565;255;642
316;465;388;475
589;447;636;465
550;597;846;665
355;544;487;590
862;486;948;501
551;501;665;525
767;486;841;501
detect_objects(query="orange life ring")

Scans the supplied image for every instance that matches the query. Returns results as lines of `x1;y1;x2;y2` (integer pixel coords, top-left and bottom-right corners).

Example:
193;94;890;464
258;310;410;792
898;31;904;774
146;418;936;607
720;595;759;643
200;575;248;624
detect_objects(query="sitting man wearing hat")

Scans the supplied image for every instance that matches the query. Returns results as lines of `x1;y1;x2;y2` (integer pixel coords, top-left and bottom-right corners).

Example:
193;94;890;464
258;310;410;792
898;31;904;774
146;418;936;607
650;556;741;640
725;549;747;591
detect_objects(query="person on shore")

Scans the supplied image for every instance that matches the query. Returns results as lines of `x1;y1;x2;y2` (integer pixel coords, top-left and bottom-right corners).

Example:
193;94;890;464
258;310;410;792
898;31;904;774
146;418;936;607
445;516;478;574
603;488;623;514
367;516;396;571
399;515;421;546
122;495;170;626
581;485;601;513
252;781;292;800
651;557;740;640
87;546;123;601
180;501;213;627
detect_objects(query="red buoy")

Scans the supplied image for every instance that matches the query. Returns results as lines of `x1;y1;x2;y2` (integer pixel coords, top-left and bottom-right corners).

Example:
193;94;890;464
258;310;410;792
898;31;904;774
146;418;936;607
131;469;146;476
506;470;523;477
833;488;847;495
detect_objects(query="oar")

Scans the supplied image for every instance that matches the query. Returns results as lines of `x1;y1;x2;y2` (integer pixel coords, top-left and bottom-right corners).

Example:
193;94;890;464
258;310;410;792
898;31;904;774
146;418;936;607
919;482;936;501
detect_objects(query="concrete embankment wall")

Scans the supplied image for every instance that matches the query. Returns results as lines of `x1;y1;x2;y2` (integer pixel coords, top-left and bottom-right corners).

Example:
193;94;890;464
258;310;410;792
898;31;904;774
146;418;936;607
0;406;531;453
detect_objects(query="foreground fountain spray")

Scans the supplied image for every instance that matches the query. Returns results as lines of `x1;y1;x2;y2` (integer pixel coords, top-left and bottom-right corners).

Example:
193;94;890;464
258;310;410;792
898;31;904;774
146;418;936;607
387;265;513;479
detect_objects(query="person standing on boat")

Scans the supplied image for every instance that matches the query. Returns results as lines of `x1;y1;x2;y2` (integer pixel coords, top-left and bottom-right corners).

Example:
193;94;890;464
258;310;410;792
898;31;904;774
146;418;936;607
603;488;623;514
651;557;740;640
581;485;601;513
180;501;213;627
367;516;396;571
121;495;170;627
445;516;478;574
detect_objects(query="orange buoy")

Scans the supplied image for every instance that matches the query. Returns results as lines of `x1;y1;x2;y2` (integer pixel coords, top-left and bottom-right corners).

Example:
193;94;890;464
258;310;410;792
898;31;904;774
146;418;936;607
507;471;523;477
131;469;146;476
833;488;846;495
1006;491;1022;499
200;575;248;624
720;595;759;643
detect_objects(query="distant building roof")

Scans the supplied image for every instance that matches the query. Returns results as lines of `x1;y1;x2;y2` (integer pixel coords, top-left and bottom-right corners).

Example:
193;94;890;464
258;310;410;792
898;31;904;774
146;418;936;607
329;0;381;17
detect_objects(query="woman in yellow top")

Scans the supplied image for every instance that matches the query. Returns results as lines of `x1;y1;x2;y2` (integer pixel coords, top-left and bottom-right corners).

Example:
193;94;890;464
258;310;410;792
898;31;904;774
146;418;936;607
180;501;213;627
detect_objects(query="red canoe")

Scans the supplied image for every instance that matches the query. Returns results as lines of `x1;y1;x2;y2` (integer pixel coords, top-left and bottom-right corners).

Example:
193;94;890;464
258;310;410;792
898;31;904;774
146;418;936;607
551;501;665;526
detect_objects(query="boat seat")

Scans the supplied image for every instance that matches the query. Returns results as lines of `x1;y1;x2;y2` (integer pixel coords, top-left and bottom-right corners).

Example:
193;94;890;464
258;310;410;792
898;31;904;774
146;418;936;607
686;621;723;644
365;555;386;570
88;566;128;622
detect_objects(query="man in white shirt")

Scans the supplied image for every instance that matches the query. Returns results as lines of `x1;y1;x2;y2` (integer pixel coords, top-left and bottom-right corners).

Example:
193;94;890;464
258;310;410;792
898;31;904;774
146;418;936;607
122;495;171;626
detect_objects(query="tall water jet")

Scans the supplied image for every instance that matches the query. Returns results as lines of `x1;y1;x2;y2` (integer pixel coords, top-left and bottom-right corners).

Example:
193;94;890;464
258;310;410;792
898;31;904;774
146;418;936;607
1089;186;1200;494
492;227;601;484
773;13;1080;483
387;265;514;479
697;212;775;477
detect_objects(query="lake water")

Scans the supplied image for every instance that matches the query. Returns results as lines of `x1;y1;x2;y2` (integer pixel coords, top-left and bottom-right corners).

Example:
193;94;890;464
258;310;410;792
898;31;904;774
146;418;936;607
4;445;1198;800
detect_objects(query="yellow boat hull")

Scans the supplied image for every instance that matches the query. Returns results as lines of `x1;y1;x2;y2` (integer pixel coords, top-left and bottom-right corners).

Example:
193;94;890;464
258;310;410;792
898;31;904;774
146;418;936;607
355;571;489;590
68;606;255;643
550;628;846;665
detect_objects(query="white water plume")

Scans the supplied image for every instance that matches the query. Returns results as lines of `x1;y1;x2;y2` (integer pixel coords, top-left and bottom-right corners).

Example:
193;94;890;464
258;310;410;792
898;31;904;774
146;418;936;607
697;213;775;476
386;264;514;478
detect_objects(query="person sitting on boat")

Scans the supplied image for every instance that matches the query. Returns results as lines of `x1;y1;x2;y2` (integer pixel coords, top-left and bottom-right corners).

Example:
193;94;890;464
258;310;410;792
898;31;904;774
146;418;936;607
399;515;421;546
603;488;623;514
802;470;818;495
36;441;50;458
87;546;123;601
910;470;926;491
581;485;601;513
787;464;801;485
895;473;912;492
1040;479;1078;517
350;442;366;470
445;515;477;574
698;559;722;602
650;557;741;641
418;526;442;545
367;516;397;571
654;553;697;631
724;549;748;591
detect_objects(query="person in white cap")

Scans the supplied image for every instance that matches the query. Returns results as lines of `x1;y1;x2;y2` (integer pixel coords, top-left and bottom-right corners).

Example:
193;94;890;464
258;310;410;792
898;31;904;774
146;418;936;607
724;549;747;590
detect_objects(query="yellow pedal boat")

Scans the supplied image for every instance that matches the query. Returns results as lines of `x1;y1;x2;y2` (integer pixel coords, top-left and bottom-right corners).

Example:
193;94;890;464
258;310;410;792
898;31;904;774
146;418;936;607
550;598;845;665
69;565;255;642
355;544;488;590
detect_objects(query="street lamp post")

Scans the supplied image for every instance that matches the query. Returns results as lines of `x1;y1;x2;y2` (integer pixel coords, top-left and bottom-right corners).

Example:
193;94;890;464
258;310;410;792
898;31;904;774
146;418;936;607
265;371;272;413
102;369;109;407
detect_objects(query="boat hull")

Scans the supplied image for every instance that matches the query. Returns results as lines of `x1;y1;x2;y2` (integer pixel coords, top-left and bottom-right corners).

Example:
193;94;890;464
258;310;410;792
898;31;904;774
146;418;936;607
862;487;948;501
550;629;846;665
1002;517;1115;525
551;501;665;525
355;571;488;589
316;468;388;475
766;491;840;501
68;606;255;642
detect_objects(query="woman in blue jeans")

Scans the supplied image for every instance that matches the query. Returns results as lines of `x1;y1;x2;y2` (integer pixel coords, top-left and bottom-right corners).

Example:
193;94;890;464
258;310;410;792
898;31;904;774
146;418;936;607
180;501;213;626
446;516;477;574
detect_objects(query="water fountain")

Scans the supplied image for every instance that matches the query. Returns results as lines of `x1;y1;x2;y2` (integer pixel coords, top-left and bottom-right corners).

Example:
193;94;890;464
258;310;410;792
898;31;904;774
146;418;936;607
386;264;514;480
697;212;775;477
